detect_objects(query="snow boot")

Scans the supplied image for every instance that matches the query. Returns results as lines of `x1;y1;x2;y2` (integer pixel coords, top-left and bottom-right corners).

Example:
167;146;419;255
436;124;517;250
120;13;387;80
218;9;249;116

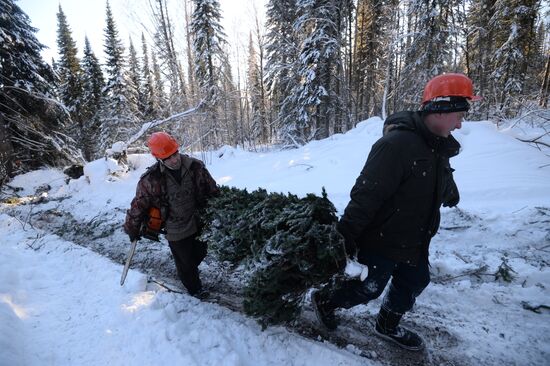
374;307;425;351
311;290;338;331
192;288;210;300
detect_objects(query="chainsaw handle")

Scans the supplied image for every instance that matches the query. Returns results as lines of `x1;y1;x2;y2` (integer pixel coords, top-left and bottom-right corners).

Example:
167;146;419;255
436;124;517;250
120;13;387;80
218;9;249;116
120;239;138;286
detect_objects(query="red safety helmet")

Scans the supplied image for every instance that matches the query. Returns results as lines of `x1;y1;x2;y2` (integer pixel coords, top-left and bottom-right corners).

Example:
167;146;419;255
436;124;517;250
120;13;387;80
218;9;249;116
422;73;482;104
147;132;179;159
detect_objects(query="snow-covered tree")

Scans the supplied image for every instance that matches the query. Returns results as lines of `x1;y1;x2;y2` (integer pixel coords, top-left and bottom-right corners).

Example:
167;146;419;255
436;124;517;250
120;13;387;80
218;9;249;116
184;1;198;101
128;37;144;117
98;0;140;153
466;0;495;118
191;0;227;102
56;5;84;125
151;52;167;117
220;52;240;146
489;0;541;117
399;0;465;109
264;0;302;140
191;0;229;148
140;34;162;120
353;0;398;120
247;33;268;144
282;0;350;143
80;37;105;160
0;0;79;180
150;0;187;113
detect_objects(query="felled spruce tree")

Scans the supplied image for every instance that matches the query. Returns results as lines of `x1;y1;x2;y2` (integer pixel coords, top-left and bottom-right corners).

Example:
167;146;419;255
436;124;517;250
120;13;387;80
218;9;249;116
200;186;347;327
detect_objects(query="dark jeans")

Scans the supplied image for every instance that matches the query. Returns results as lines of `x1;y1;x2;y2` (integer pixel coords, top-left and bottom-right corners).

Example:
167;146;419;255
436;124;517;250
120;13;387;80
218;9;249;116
329;252;430;315
168;235;207;295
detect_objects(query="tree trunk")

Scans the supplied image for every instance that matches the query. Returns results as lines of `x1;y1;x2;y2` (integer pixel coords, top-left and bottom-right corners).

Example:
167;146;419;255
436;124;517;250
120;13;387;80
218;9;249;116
539;53;550;107
0;115;14;185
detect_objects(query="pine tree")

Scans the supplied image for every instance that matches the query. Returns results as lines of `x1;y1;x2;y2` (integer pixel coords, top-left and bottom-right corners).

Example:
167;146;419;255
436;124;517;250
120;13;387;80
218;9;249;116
80;37;105;160
98;0;140;153
191;0;227;104
1;0;78;179
220;53;240;146
140;34;160;120
489;0;541;117
247;33;268;144
353;0;398;120
466;0;496;119
151;0;187;113
200;186;347;327
283;0;349;143
151;52;167;117
399;0;464;109
184;0;198;101
264;0;302;142
56;5;84;127
128;37;144;117
191;0;229;148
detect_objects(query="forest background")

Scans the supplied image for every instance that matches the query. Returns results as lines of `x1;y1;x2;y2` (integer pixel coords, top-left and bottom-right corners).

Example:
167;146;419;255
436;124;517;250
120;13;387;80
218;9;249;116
1;0;548;181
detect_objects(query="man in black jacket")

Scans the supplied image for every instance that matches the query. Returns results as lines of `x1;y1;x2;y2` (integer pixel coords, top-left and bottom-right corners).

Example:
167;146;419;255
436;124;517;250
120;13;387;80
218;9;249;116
312;73;481;351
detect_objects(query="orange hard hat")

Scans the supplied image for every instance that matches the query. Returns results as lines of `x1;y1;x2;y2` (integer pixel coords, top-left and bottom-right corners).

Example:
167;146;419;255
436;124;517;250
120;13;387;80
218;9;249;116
422;73;482;104
147;132;179;159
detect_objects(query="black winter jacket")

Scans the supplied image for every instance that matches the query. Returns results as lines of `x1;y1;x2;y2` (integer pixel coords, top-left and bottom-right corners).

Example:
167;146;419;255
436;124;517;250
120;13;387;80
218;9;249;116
339;111;460;265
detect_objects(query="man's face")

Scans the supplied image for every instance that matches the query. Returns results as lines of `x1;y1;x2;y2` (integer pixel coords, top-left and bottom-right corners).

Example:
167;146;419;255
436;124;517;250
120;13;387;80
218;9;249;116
426;111;464;137
161;152;182;170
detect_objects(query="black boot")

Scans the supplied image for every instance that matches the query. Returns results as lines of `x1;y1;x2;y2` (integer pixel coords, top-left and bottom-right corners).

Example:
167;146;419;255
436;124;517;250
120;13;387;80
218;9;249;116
311;290;339;331
374;307;424;351
192;288;210;300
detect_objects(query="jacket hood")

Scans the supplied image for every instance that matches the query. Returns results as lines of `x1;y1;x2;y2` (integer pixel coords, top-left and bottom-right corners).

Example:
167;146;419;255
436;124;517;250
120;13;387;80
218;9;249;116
383;111;461;158
383;111;418;136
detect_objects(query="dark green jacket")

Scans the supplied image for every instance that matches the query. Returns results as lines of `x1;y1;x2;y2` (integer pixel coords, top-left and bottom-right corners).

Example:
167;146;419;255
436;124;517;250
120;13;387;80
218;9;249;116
339;111;460;265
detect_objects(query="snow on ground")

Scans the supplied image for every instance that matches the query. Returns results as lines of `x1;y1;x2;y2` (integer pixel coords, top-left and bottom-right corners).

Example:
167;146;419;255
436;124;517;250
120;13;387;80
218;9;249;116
1;117;549;365
0;215;364;366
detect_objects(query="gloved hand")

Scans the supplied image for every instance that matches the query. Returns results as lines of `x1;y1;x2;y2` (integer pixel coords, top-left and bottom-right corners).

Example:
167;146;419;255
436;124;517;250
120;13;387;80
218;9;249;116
128;232;141;242
337;223;357;259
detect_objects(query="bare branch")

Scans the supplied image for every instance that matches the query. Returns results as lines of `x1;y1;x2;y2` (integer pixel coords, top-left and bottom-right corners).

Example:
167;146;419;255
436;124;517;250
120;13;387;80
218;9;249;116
121;101;205;151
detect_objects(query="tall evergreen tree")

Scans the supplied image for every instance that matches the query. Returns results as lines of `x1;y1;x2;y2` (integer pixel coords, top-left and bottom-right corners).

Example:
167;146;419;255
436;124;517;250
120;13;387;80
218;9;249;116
466;0;496;118
151;0;187;113
1;0;78;180
140;34;160;120
128;37;144;117
489;0;541;117
151;52;167;117
220;52;240;145
247;32;268;144
80;37;105;160
191;0;229;148
283;0;350;143
353;0;397;120
98;0;140;153
399;0;464;109
56;5;84;126
184;1;199;102
264;0;302;142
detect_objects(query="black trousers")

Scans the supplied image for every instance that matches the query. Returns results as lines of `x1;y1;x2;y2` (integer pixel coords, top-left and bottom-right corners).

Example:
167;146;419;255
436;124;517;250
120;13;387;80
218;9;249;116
168;235;207;295
329;252;430;314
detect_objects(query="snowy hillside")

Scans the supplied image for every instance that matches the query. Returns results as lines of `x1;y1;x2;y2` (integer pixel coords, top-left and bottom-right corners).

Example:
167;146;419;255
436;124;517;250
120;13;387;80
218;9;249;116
1;117;549;366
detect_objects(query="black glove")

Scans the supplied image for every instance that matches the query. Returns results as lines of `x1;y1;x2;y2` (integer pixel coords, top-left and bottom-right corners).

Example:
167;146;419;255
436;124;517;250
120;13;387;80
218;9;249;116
337;223;357;259
128;232;141;242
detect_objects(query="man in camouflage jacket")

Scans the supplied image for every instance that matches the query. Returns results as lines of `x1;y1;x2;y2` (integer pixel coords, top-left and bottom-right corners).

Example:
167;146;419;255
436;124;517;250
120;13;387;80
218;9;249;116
124;132;219;297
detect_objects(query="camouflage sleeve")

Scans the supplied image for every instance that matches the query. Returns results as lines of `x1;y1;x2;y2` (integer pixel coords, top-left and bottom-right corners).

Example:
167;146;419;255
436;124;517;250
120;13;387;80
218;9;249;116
123;177;153;237
195;164;219;207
